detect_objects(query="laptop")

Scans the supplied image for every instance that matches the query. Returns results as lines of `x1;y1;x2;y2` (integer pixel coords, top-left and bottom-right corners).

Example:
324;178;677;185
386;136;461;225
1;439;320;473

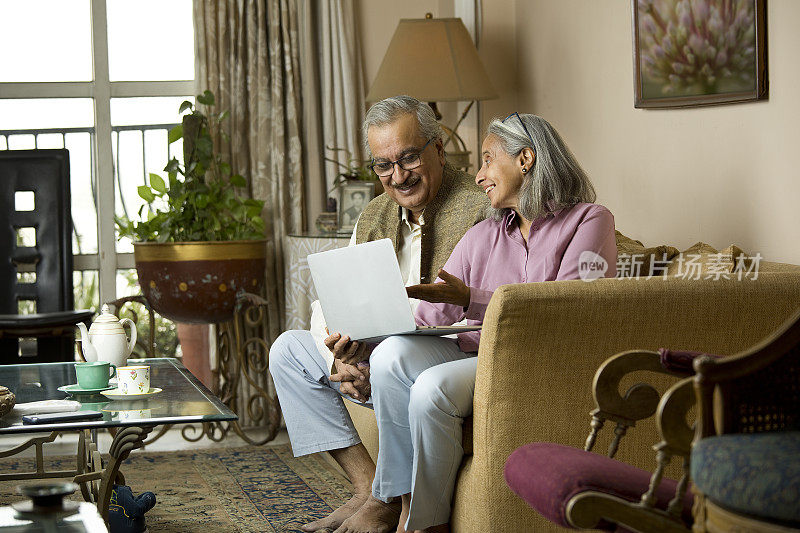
307;239;482;343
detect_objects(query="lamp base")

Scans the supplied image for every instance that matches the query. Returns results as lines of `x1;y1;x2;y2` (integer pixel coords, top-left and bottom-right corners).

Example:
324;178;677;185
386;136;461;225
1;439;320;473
447;150;471;171
440;122;472;171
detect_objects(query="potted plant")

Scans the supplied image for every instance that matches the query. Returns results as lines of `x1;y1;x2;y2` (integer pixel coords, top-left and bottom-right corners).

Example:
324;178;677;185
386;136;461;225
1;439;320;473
325;147;382;196
116;91;266;325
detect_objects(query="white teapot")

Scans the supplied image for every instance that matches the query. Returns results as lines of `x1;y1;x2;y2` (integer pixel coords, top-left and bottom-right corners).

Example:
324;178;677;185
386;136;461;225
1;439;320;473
76;304;137;367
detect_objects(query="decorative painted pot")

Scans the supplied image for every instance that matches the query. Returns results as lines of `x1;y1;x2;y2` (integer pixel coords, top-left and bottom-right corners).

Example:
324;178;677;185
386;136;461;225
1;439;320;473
134;240;266;324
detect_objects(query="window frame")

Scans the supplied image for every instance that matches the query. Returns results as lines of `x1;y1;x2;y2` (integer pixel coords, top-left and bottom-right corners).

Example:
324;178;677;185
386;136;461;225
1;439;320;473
0;0;196;304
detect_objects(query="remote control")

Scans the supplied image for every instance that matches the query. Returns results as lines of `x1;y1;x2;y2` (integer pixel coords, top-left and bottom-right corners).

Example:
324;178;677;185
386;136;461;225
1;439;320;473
22;411;104;425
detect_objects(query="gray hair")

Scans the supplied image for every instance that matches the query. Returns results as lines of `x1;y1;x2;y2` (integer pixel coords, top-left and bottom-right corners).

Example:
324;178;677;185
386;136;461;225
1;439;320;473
363;95;442;158
485;114;596;221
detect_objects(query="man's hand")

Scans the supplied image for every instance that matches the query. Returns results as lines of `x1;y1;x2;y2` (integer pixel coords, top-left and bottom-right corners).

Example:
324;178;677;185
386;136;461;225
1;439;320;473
405;269;470;307
324;332;367;366
330;360;371;403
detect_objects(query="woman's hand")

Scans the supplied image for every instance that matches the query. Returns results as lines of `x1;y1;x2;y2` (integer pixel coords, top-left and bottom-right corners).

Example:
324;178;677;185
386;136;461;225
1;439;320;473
324;332;368;366
406;269;470;308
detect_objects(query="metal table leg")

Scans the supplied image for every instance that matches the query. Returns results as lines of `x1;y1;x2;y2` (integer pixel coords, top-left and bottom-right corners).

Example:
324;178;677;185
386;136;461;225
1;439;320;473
73;425;153;522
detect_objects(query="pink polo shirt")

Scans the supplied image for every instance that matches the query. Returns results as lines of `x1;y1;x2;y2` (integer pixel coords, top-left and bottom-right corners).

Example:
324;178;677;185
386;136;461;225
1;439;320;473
414;202;617;352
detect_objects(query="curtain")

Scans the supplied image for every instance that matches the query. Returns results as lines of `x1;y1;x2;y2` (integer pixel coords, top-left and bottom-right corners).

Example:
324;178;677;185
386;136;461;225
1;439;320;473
299;0;365;224
194;0;304;342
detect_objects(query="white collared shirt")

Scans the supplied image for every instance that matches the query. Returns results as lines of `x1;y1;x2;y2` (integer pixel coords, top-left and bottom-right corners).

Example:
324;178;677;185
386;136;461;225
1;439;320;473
309;210;423;371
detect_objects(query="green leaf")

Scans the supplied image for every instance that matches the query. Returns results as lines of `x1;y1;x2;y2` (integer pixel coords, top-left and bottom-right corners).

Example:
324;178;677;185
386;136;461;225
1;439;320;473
179;100;194;114
195;194;209;209
219;161;231;177
164;158;180;173
217;110;229;122
230;174;247;188
168;124;183;144
149;173;166;193
196;137;213;158
137;186;156;203
251;216;265;231
197;90;215;106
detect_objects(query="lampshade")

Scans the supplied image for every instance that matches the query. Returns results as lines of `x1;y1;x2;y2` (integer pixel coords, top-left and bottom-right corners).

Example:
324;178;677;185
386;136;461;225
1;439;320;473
366;17;498;103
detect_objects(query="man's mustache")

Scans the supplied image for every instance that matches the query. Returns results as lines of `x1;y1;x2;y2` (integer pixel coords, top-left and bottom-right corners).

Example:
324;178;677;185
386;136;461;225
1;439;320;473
390;176;421;190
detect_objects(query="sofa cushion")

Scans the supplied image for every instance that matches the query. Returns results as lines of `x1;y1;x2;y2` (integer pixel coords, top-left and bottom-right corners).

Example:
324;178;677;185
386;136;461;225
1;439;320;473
691;432;800;525
666;242;752;279
657;348;721;375
504;443;693;529
615;231;679;278
760;261;800;273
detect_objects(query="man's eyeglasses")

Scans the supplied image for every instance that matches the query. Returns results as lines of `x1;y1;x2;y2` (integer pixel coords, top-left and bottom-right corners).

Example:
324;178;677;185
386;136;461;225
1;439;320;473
503;112;534;144
370;137;435;177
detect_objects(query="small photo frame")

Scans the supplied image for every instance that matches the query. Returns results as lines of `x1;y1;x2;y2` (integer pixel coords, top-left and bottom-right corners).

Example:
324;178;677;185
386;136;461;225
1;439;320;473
632;0;767;108
338;183;374;232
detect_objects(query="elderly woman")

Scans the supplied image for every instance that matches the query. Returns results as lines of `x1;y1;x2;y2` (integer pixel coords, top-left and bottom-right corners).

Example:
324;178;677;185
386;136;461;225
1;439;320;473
329;113;617;533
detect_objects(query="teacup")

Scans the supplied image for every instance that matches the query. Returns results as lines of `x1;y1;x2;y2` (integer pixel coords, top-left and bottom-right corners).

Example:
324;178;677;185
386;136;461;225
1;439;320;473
116;409;152;422
117;365;151;395
75;361;116;390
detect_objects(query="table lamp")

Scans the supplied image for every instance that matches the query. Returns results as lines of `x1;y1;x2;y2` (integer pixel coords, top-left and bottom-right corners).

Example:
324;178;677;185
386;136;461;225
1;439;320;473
365;14;498;169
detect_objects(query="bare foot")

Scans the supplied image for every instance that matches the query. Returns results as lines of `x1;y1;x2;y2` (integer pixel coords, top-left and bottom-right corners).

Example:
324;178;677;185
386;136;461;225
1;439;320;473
301;493;369;532
333;495;401;533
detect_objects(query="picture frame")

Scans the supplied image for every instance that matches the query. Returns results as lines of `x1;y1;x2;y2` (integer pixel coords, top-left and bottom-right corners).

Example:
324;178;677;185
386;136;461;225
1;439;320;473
632;0;767;109
337;182;374;233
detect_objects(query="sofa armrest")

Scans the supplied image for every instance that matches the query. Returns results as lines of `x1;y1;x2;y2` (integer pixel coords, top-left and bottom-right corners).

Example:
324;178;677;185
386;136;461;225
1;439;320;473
469;273;800;493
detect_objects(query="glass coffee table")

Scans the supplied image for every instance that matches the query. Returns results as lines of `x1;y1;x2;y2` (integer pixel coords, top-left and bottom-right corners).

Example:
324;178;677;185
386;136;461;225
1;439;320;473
0;358;237;521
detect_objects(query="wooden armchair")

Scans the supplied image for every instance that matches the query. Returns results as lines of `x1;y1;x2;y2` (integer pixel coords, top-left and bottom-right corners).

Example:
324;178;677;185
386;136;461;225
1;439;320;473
505;348;705;532
691;308;800;532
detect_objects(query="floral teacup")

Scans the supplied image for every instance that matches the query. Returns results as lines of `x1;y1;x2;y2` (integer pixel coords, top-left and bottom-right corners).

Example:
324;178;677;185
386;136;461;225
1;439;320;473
117;365;150;395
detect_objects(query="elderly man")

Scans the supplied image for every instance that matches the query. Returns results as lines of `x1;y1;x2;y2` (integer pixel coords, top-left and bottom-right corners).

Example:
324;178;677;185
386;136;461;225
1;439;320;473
269;95;486;533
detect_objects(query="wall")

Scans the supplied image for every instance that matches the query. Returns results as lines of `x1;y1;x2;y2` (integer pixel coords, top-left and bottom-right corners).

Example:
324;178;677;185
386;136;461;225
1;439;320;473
355;0;799;263
355;0;518;167
512;0;800;263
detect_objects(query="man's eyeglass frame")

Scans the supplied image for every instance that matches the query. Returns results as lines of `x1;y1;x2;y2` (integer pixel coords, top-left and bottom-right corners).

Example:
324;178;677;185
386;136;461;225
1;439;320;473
503;112;534;145
370;137;435;177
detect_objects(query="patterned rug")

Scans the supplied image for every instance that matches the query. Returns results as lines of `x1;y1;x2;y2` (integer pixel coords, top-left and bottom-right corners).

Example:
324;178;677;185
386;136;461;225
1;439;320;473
0;445;354;532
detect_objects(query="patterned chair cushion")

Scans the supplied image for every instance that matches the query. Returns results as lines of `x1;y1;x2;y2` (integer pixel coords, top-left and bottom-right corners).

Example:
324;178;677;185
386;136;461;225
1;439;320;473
504;443;693;530
691;432;800;525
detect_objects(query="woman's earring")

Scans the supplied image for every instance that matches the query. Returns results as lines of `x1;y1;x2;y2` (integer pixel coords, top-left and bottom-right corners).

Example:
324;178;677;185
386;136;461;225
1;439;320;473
521;168;527;174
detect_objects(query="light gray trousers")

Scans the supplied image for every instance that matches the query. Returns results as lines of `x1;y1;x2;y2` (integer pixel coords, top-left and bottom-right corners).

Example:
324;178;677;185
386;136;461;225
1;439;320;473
269;330;477;530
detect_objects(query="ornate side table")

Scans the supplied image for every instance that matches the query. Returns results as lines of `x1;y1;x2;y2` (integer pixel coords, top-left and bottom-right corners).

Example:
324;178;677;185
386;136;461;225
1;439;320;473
284;232;351;330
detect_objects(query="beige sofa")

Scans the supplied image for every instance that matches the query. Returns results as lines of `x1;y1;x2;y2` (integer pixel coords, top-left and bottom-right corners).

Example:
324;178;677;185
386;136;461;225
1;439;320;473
343;239;800;532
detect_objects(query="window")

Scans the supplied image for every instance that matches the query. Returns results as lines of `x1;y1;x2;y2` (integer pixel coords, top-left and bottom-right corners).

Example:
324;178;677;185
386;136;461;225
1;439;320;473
0;0;196;311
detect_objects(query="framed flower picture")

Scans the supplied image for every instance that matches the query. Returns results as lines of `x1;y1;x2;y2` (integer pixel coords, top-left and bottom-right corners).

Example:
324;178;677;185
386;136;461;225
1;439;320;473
632;0;768;108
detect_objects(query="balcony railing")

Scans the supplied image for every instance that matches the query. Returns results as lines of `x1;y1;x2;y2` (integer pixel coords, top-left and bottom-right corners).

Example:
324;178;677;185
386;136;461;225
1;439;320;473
0;123;179;263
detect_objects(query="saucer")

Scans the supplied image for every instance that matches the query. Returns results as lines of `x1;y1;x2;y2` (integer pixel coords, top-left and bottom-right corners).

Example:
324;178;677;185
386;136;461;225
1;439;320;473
100;388;162;401
58;384;114;395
